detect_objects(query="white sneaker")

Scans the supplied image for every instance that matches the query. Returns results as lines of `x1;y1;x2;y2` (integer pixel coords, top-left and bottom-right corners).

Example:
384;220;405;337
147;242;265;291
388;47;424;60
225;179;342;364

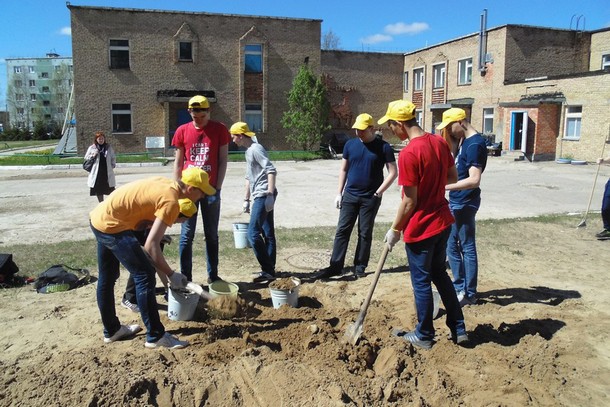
145;332;189;349
456;291;465;302
104;324;142;343
121;299;140;313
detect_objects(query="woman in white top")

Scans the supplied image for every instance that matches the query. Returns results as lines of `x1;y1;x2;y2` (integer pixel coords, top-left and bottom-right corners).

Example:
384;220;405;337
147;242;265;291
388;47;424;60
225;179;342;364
85;131;116;202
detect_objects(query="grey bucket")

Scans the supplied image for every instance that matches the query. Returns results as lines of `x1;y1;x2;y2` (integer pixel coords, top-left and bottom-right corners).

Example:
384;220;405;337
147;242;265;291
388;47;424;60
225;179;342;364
232;222;250;249
167;288;199;321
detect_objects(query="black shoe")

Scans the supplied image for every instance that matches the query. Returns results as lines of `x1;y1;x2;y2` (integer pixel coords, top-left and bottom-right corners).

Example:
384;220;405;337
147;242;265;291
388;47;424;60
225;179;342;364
252;272;276;284
353;267;366;278
313;267;341;279
207;275;221;285
595;229;610;240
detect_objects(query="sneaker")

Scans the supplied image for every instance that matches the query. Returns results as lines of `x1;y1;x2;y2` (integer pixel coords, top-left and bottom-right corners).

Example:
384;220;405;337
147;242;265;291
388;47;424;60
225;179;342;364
312;267;342;280
353;267;366;278
456;291;465;303
449;331;470;346
459;295;477;307
104;324;142;343
595;229;610;240
207;275;222;285
392;329;433;350
121;299;140;313
145;332;189;349
252;271;276;284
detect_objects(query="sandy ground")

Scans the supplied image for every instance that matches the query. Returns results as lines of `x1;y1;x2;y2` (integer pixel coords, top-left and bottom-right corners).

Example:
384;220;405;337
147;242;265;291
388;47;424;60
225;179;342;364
1;158;610;406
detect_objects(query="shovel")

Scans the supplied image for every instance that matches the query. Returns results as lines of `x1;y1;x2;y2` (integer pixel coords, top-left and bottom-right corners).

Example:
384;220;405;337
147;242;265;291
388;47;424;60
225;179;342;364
343;245;390;345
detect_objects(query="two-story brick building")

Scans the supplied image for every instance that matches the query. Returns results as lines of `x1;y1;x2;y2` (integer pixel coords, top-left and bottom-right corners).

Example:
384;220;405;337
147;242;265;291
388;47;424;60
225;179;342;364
403;20;610;162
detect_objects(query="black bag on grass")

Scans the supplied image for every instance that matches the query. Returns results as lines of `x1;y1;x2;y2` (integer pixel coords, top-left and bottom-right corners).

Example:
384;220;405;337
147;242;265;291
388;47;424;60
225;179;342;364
0;254;19;286
35;265;91;294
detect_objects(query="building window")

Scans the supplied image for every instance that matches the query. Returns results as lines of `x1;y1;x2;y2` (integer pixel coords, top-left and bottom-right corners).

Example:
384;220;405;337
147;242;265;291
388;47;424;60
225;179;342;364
603;53;610;69
44;114;52;120
415;110;423;127
41;72;49;78
245;103;262;132
28;66;35;73
29;80;36;87
17;108;24;115
458;58;473;85
433;63;445;89
16;94;24;102
111;103;132;133
15;80;23;87
483;108;494;134
42;86;50;93
403;72;409;92
564;106;582;140
43;101;51;106
245;44;262;73
109;39;130;69
413;67;424;91
30;94;37;102
14;66;22;73
179;42;193;61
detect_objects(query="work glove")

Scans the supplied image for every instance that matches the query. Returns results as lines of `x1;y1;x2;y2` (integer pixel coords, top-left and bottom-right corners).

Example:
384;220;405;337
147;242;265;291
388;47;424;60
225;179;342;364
168;271;188;289
334;194;342;209
384;228;401;252
264;194;275;212
243;200;251;213
206;189;220;205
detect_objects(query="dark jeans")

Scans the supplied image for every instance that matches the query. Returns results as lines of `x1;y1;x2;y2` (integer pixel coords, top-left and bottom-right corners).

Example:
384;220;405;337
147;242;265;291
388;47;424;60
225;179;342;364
447;205;479;299
123;230;164;304
90;224;164;342
248;191;277;274
405;227;466;341
329;192;381;273
179;192;221;281
602;179;610;230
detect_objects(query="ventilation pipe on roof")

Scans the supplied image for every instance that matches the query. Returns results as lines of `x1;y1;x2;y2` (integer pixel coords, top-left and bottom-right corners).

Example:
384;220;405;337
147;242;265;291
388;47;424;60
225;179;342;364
478;9;488;74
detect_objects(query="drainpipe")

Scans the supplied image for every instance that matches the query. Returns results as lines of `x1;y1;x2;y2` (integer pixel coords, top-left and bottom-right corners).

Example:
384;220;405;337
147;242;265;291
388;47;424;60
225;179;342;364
478;9;488;73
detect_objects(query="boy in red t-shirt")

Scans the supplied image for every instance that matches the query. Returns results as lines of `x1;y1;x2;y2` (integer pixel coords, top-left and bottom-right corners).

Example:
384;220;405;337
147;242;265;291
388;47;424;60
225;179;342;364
379;99;469;350
172;95;230;284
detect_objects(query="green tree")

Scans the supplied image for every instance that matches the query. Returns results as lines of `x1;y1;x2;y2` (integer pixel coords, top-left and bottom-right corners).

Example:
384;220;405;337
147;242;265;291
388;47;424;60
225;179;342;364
281;65;331;151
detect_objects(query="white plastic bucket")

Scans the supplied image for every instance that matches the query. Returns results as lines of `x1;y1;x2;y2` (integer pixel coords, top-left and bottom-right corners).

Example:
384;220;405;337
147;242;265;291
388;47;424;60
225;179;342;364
209;280;239;298
269;278;301;309
232;222;250;249
432;289;440;319
167;288;199;321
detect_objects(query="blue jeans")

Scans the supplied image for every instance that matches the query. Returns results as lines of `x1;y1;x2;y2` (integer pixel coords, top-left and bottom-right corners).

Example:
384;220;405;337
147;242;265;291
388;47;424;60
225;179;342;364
447;205;479;299
602;179;610;230
90;224;164;342
179;191;221;281
248;192;277;274
405;227;466;341
329;192;381;273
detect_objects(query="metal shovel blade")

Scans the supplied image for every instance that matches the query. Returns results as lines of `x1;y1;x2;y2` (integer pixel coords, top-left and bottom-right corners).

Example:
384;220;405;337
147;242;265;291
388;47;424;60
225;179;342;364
342;245;389;346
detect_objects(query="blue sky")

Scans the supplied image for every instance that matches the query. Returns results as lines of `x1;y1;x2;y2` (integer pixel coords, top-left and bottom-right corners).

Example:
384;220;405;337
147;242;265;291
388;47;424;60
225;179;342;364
1;0;609;107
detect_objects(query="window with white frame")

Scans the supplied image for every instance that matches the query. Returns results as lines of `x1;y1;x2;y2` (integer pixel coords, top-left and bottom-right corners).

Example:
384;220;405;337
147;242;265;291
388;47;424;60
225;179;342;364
245;103;262;132
15;80;23;87
483;108;494;134
245;44;263;73
29;80;36;87
111;103;132;133
413;67;424;91
17;108;24;115
179;41;193;61
415;110;423;127
564;106;582;140
433;63;445;89
42;86;50;93
14;66;22;73
109;39;130;69
30;94;36;102
458;58;473;85
403;71;409;92
16;94;24;102
28;66;35;73
602;53;610;69
41;72;49;78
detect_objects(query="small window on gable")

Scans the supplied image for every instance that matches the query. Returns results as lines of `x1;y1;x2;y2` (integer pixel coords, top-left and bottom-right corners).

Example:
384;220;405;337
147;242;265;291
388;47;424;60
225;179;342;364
413;67;424;91
245;44;262;73
179;42;193;61
109;39;130;69
112;103;132;133
602;53;610;70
